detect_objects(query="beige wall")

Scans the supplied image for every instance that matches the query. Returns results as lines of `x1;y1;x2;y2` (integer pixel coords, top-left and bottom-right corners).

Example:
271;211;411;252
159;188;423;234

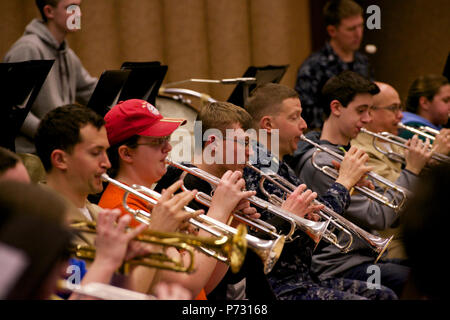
361;0;450;103
0;0;312;103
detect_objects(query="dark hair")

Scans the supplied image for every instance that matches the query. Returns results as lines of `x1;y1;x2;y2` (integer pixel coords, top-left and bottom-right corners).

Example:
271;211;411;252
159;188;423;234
245;83;299;126
321;71;380;117
198;101;253;149
323;0;363;27
35;104;105;172
405;74;449;113
35;0;60;22
0;181;71;299
106;135;140;178
402;164;450;299
0;147;21;176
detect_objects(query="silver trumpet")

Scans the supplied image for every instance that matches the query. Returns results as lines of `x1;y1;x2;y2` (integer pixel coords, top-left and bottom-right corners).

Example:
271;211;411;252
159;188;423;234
245;163;392;262
360;128;450;165
101;173;284;274
300;134;408;212
165;159;336;250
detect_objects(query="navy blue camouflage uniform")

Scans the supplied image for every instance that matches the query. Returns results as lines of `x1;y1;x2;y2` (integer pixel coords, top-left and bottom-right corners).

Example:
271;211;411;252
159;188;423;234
242;142;397;300
294;42;371;130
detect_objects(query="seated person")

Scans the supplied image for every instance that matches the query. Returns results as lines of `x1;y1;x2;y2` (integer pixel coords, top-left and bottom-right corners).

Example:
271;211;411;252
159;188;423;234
400;74;450;141
294;71;411;297
99;99;257;300
351;81;431;260
242;83;396;300
155;101;275;300
34;104;192;296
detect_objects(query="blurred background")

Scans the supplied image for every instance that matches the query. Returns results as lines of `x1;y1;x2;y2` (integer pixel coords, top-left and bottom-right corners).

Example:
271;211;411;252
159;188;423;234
1;0;449;103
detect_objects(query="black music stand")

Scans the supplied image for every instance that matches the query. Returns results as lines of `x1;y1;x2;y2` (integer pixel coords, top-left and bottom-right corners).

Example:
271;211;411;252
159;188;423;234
118;61;168;106
227;65;289;107
86;69;131;117
0;60;54;152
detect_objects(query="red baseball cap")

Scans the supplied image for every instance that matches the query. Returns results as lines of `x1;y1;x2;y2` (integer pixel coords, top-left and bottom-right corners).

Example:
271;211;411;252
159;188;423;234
104;99;186;146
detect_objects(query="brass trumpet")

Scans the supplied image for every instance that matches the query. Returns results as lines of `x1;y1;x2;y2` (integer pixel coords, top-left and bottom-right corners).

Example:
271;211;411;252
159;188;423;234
300;134;408;212
165;159;336;250
101;173;284;274
361;127;450;164
245;164;392;262
70;220;247;274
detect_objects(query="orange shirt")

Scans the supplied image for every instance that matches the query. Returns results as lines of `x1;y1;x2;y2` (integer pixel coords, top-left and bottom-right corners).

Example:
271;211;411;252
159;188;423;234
98;181;207;300
99;182;147;228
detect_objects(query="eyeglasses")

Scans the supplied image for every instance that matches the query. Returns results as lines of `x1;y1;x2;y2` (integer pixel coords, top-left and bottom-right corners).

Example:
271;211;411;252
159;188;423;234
370;104;403;113
136;136;171;147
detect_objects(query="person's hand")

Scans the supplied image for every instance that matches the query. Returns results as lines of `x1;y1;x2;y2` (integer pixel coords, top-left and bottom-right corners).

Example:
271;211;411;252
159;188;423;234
148;180;203;233
229;198;260;228
94;209;147;271
153;282;192;300
431;128;450;156
281;184;323;221
334;146;373;190
404;134;432;174
209;170;256;223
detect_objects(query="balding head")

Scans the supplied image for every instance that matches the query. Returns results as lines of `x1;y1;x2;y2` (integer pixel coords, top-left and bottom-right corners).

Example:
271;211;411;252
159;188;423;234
365;81;403;134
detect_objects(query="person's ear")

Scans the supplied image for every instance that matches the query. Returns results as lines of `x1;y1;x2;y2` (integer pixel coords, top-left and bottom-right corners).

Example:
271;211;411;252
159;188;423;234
330;100;343;117
326;24;337;38
118;145;133;163
43;4;55;21
260;116;273;132
418;96;430;112
50;149;68;170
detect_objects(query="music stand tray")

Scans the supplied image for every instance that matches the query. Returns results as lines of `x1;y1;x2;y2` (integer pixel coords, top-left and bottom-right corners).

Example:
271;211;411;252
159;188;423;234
0;60;54;151
119;61;168;106
86;69;131;117
227;64;289;107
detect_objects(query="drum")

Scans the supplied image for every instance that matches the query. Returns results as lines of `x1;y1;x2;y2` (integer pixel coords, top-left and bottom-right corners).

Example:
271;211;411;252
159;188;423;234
155;88;216;163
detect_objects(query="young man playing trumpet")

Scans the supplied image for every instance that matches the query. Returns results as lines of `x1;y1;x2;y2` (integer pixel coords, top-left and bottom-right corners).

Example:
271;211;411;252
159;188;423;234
350;81;432;260
294;71;411;296
34;104;193;299
243;83;396;300
99;99;257;300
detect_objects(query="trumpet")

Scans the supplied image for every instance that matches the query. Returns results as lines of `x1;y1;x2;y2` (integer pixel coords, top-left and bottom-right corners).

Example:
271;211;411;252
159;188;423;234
300;134;408;212
360;128;450;164
165;159;337;250
70;220;247;274
398;123;437;141
57;280;157;300
245;164;392;262
101;173;284;274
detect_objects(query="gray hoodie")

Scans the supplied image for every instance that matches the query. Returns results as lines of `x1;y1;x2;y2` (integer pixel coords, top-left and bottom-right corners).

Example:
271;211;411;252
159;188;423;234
3;19;97;153
293;131;416;280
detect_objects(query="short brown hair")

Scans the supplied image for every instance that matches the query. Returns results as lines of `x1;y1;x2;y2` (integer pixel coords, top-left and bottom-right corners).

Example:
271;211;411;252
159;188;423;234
0;147;21;176
323;0;363;27
406;74;449;113
35;0;61;22
198;101;253;149
245;83;299;126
